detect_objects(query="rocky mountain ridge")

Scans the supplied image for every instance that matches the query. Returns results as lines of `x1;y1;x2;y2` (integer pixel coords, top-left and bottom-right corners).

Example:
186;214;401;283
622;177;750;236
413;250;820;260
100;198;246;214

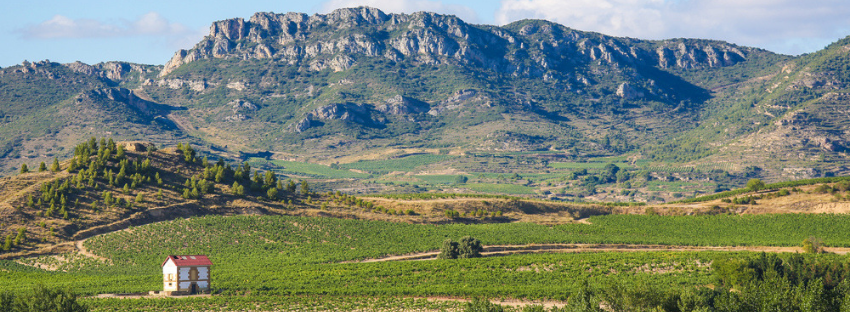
1;7;849;181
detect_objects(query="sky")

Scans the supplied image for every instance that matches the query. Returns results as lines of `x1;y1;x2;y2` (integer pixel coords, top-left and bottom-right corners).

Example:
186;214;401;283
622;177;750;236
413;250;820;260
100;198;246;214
2;0;849;68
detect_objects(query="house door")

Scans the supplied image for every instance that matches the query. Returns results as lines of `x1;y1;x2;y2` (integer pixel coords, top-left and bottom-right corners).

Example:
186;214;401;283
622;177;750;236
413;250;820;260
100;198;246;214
190;282;198;294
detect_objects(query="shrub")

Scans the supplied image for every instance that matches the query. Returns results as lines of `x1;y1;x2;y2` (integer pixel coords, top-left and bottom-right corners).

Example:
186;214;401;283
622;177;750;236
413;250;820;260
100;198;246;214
458;236;483;258
746;178;765;191
802;236;824;254
438;238;458;259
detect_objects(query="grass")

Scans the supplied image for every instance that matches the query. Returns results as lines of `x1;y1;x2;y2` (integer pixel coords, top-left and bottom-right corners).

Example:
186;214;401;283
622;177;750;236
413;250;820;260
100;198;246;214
549;162;623;169
339;154;457;174
264;159;371;179
414;174;462;184
464;183;538;195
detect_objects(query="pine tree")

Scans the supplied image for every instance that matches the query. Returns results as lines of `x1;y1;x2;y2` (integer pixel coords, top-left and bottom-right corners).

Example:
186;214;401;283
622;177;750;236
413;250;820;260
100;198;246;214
3;234;12;251
20;163;29;174
135;192;144;203
67;157;78;172
13;228;26;246
301;181;310;195
50;158;60;172
266;187;278;200
264;171;277;189
116;145;125;159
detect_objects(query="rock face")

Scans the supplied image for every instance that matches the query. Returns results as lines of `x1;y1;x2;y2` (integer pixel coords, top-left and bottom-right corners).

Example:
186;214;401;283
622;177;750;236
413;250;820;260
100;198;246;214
294;102;380;132
377;95;430;115
616;82;644;100
159;7;759;79
65;61;158;85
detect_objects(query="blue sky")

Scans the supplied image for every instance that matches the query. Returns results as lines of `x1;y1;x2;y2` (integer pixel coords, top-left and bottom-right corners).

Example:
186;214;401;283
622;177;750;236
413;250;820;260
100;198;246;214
3;0;849;67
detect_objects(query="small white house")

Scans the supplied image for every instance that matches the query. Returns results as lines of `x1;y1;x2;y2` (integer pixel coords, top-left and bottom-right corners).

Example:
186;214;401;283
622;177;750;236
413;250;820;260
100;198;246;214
161;255;212;294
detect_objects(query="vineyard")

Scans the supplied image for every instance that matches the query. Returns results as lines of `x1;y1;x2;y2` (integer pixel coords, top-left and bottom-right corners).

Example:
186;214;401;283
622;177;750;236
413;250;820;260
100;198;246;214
6;214;850;295
260;159;370;179
338;154;457;174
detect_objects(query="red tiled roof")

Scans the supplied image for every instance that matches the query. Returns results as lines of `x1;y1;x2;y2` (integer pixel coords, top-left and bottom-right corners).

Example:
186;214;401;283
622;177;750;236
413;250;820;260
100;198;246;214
161;255;213;267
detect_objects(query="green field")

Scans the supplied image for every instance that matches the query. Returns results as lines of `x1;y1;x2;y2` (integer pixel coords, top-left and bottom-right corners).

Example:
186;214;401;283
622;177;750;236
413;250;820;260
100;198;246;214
464;183;538;195
339;154;457;174
251;159;371;179
5;213;850;310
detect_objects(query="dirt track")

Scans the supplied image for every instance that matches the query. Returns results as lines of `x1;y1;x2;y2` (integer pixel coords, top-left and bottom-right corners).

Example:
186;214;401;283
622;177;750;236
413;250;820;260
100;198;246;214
351;243;850;263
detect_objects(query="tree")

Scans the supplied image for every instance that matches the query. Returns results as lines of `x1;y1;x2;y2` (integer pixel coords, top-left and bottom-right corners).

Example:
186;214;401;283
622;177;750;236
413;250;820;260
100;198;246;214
286;180;297;193
135;193;144;203
746;178;766;192
20;164;28;174
182;143;195;163
266;187;278;200
3;234;12;251
458;236;483;258
67;158;78;172
232;182;244;197
802;236;824;254
455;175;468;184
115;145;125;160
13;228;26;246
438;238;458;259
601;164;620;183
264;171;277;189
7;284;89;312
301;181;310;195
50;158;60;172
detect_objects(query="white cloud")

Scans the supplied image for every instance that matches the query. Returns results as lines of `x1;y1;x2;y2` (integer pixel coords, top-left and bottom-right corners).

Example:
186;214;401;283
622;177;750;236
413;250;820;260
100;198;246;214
495;0;850;55
18;12;206;49
321;0;480;23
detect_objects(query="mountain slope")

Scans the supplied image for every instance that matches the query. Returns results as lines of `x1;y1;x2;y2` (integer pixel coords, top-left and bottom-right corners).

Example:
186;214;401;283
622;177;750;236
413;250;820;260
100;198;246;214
1;7;849;182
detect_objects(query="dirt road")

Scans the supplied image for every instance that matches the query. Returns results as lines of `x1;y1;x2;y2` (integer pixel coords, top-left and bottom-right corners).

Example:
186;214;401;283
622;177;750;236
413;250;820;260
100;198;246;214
351;243;850;263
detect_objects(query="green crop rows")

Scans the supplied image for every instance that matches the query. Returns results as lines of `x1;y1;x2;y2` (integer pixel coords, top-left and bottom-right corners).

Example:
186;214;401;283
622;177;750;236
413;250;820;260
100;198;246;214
5;213;850;310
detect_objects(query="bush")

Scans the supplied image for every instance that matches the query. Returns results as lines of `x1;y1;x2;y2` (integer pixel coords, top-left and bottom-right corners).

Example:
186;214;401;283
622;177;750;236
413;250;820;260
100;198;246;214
438;238;458;259
746;178;765;191
439;236;482;259
458;236;482;258
802;236;824;254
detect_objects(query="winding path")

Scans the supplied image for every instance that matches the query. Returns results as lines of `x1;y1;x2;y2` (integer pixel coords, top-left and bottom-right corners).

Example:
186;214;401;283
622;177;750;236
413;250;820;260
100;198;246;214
75;238;110;263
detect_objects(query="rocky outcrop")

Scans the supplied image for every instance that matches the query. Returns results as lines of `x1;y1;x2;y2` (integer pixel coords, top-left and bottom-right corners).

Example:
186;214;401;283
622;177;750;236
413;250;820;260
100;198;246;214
293;102;382;132
158;7;763;79
76;88;176;116
616;82;644;100
377;95;430;115
64;61;158;84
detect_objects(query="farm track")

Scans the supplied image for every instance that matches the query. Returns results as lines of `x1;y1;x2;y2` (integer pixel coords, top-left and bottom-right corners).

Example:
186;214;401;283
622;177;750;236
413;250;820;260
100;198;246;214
351;244;850;263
